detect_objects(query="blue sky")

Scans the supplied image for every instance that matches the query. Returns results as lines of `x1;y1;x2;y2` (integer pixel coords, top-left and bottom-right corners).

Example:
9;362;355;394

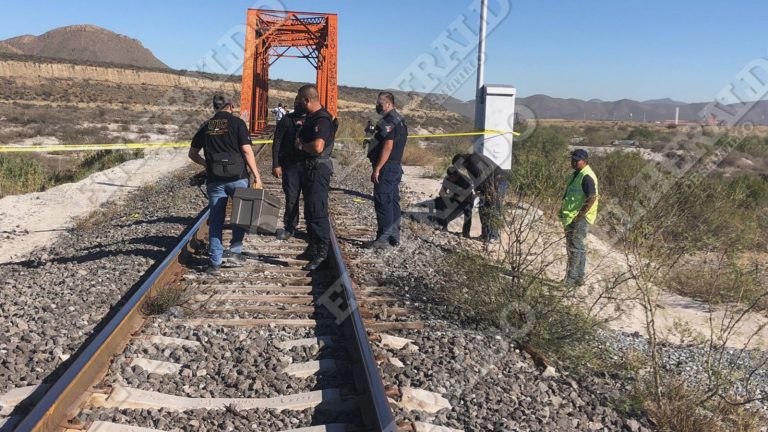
2;0;767;103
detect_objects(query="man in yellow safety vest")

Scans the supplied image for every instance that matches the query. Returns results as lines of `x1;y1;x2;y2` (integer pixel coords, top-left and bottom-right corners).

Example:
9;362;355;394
559;149;599;286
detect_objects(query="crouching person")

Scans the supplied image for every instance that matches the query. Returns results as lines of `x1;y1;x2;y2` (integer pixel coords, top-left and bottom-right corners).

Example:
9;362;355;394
188;94;262;275
432;166;474;237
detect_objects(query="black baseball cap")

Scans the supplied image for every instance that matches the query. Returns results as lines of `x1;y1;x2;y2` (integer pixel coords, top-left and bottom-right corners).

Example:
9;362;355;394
213;94;233;110
571;149;589;161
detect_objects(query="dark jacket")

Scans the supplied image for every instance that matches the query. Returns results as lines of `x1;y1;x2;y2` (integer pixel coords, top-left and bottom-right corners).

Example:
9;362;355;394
272;112;306;168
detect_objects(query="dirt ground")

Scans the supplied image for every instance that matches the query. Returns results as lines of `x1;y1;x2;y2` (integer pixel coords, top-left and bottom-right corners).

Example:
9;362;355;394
0;148;191;264
399;165;768;350
2;159;764;349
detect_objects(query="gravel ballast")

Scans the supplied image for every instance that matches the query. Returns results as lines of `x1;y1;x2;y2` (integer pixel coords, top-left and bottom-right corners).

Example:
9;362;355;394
0;169;206;397
5;157;767;431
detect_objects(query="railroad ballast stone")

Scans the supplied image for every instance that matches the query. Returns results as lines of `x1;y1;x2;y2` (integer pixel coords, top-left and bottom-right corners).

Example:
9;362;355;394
331;162;653;431
0;170;207;397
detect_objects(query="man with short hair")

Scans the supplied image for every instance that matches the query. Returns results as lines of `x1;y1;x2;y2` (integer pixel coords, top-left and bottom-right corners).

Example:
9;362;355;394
189;95;262;275
294;84;338;271
272;95;306;241
367;91;407;248
559;149;599;286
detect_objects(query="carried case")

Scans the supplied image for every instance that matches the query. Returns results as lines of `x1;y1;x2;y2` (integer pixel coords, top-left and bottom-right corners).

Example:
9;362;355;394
231;188;281;234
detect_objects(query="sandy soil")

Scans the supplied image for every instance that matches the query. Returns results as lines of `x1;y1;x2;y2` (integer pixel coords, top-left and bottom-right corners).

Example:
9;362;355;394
400;165;768;349
0;148;191;264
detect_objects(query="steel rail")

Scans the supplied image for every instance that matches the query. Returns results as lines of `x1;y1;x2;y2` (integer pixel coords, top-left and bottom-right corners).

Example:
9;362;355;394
16;208;396;431
14;210;210;432
328;223;397;431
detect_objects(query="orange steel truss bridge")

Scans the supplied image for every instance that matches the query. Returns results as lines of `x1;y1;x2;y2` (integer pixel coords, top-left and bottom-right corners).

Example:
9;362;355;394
240;9;338;135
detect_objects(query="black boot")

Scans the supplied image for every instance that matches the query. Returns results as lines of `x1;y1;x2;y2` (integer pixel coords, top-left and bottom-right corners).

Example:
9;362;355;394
303;242;328;271
296;241;316;261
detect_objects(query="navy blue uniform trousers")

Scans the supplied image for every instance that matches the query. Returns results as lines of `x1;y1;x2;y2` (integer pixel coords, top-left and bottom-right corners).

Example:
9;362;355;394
281;162;303;232
373;161;403;243
301;160;332;246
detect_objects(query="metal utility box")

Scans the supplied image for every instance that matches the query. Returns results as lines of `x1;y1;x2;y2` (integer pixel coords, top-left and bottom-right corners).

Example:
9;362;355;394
231;188;281;234
475;85;516;170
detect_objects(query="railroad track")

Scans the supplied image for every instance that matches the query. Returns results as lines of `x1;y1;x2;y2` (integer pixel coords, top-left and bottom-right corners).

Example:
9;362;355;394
8;176;446;432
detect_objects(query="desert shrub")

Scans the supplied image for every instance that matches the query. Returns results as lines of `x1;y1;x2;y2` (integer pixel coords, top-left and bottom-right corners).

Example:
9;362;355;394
509;126;570;206
727;174;768;210
0;155;49;197
626;127;656;141
633;378;766;432
401;143;438;166
590;150;653;213
50;149;144;184
734;135;768;159
439;251;597;351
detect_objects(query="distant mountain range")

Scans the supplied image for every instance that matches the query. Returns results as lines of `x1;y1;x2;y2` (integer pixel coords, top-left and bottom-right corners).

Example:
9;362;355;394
441;94;768;125
0;24;167;69
3;24;766;125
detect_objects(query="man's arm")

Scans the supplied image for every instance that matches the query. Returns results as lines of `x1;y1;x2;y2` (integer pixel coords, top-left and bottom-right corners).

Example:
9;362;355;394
272;118;288;177
371;139;394;184
574;175;597;220
299;117;331;154
188;125;206;166
237;119;262;185
302;138;326;154
241;144;262;185
188;147;206;166
576;195;597;219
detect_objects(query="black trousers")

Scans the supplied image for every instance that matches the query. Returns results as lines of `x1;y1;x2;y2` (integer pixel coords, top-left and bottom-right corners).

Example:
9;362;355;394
434;197;473;236
301;159;332;247
281;162;303;232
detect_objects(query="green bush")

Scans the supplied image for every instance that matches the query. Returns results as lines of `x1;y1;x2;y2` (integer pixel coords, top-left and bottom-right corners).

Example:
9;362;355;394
591;150;653;213
734;135;768;159
439;251;597;351
509;126;569;205
626;127;656;141
1;149;145;199
51;149;145;184
0;154;49;197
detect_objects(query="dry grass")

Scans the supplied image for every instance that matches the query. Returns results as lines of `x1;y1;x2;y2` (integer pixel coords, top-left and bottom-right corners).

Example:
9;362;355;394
402;143;439;166
72;204;122;231
638;380;766;432
141;286;187;316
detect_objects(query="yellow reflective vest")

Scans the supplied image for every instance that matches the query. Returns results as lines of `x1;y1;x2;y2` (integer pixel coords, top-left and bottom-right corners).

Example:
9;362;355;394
559;164;599;227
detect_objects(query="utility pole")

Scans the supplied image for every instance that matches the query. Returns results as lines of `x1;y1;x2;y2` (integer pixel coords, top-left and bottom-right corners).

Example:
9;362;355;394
474;0;488;127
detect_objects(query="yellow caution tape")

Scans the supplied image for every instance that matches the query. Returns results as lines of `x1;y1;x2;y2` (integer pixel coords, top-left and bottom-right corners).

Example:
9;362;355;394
0;130;518;153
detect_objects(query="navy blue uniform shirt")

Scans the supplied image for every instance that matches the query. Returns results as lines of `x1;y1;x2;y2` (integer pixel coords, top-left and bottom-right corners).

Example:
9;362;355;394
369;109;407;164
298;108;334;158
272;112;305;167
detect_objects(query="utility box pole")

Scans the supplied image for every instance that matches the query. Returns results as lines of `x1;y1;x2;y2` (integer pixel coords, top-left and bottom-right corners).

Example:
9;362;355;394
475;84;515;170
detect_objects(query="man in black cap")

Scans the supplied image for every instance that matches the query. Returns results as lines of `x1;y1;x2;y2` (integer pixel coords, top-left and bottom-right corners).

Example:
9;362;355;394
272;95;306;241
559;149;599;286
189;95;262;275
294;84;338;271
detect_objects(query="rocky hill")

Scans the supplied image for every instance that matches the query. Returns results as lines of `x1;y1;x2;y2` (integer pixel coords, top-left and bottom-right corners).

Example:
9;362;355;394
0;24;167;69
